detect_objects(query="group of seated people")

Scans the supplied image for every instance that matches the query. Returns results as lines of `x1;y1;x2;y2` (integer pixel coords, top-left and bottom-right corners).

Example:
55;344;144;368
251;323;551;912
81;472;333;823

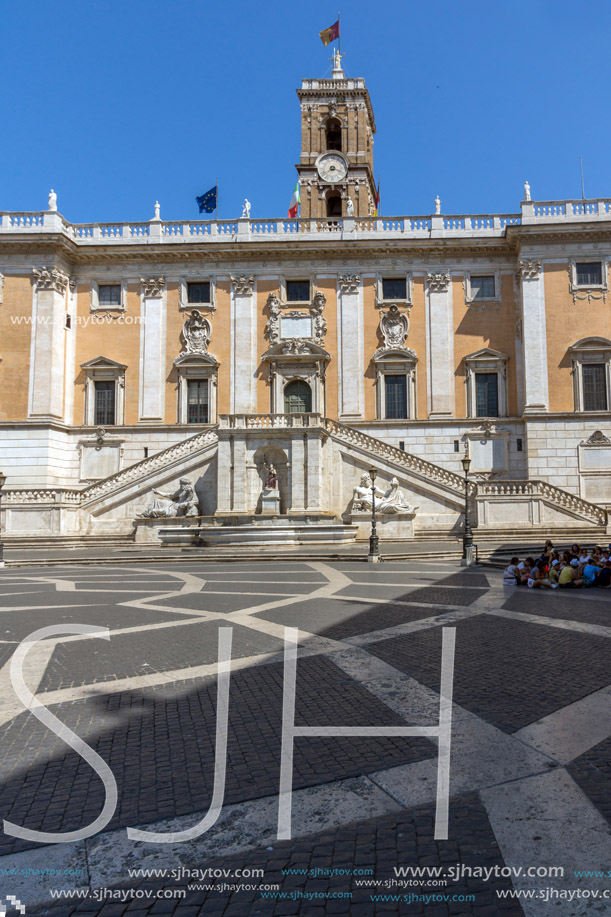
503;541;611;589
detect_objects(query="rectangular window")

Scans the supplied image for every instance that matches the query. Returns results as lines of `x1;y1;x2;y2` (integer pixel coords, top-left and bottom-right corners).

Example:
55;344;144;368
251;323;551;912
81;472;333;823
454;440;460;452
94;381;116;425
382;277;407;300
98;284;122;307
187;281;211;304
576;262;602;286
286;280;310;302
385;375;407;419
475;373;499;417
582;364;608;411
517;438;523;452
470;275;496;300
399;441;405;451
187;379;209;423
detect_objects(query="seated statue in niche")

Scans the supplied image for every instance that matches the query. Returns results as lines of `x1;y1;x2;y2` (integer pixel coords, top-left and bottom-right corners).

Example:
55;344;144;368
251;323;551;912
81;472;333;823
264;462;278;490
138;478;199;518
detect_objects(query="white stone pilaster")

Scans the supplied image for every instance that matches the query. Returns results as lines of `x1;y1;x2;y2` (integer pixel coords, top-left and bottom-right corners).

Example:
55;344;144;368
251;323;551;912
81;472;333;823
28;268;68;421
230;275;257;413
232;438;248;512
337;274;364;420
64;279;76;425
138;278;166;422
306;434;323;510
518;261;548;412
289;435;305;511
425;272;454;417
215;437;233;513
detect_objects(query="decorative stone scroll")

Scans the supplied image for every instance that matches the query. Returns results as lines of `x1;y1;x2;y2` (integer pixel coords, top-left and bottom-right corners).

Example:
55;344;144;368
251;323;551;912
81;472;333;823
182;310;211;354
231;275;254;296
426;271;451;292
585;430;611;445
33;267;69;294
264;290;327;346
264;293;282;344
311;290;327;344
339;274;360;294
141;276;165;298
379;304;409;348
517;259;541;282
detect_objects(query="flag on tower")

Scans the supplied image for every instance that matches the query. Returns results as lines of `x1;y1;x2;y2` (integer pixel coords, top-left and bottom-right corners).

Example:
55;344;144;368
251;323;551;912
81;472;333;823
196;185;217;214
288;181;300;219
373;178;380;217
319;19;340;46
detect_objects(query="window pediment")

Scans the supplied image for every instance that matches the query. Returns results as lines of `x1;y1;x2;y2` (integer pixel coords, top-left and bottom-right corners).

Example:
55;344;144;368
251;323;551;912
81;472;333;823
262;340;330;362
463;347;508;364
173;352;218;369
570;337;611;358
373;346;418;365
80;356;127;372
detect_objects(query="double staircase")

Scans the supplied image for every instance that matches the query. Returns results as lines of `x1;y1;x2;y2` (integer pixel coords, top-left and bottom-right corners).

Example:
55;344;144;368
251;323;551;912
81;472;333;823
2;415;608;545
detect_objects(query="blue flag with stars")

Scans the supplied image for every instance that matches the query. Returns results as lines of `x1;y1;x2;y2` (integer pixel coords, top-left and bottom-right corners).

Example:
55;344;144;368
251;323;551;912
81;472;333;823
196;185;217;214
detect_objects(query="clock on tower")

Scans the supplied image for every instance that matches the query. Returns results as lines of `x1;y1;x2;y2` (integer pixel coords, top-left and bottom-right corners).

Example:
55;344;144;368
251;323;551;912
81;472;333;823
296;49;377;220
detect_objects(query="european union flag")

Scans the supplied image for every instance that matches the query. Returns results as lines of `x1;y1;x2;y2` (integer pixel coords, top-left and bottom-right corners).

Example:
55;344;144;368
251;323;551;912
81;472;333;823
196;185;217;214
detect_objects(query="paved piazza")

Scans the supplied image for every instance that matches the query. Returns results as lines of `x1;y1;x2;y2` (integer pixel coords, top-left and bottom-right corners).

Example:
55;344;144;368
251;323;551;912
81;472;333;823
0;559;610;916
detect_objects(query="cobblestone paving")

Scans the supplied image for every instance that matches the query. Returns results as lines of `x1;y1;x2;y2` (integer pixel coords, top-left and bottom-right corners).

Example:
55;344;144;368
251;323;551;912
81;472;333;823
369;613;611;733
26;793;523;916
0;560;609;915
568;735;611;826
0;656;433;857
501;590;611;628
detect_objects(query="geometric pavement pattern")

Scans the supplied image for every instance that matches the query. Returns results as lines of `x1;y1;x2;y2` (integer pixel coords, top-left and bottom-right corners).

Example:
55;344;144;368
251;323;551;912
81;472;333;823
0;560;609;915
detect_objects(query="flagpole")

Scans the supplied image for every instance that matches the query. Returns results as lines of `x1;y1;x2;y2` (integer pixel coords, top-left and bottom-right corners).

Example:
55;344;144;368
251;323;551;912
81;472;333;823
338;11;341;55
215;176;218;222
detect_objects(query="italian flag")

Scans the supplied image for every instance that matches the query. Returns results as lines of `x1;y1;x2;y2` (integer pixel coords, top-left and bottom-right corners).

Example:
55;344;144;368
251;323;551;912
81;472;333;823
288;181;300;218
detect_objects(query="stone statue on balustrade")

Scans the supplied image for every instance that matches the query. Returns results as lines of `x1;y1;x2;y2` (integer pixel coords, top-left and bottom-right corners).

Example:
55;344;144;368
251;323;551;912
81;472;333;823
138;478;199;518
241;198;251;218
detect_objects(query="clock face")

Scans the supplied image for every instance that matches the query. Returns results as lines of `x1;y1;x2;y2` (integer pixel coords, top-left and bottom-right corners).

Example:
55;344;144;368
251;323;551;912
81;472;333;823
317;153;348;184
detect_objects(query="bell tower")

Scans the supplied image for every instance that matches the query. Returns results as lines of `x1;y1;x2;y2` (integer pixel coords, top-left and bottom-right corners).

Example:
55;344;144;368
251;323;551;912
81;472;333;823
296;50;376;220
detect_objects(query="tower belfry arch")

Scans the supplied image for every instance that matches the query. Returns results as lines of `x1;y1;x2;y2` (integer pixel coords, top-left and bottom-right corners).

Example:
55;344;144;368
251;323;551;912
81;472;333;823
296;52;376;219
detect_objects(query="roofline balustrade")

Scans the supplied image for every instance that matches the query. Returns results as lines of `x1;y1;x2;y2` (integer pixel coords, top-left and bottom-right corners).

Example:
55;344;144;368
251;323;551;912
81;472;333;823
2;198;611;246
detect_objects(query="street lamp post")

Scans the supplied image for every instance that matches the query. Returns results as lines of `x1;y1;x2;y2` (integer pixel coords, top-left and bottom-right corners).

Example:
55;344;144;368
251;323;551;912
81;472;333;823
460;454;474;567
0;473;6;568
368;467;380;564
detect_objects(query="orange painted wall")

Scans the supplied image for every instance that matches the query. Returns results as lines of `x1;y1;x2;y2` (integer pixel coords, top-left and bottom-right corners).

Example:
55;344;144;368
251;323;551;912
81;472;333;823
412;278;428;419
0;275;32;421
363;278;378;419
256;280;275;413
453;274;518;416
73;284;141;424
362;277;427;420
543;263;611;412
319;278;338;418
214;281;232;416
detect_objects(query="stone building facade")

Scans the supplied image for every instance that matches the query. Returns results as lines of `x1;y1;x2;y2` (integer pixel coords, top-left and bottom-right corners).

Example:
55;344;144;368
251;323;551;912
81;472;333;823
0;58;610;542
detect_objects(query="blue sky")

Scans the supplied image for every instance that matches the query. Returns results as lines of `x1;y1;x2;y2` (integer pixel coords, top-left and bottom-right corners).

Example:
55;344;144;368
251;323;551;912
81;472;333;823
2;0;610;223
